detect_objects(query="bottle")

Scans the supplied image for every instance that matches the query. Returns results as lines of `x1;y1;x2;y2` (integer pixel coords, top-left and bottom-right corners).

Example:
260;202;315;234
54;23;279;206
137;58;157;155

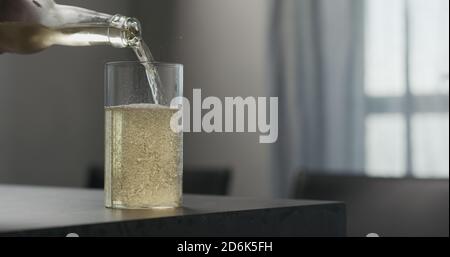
0;0;141;54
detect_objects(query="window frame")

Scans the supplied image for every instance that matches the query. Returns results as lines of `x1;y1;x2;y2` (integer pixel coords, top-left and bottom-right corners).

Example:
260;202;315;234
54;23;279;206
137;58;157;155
363;0;449;177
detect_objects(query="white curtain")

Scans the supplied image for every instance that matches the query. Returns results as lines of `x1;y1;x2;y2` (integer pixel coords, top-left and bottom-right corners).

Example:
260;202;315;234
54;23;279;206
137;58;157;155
270;0;365;196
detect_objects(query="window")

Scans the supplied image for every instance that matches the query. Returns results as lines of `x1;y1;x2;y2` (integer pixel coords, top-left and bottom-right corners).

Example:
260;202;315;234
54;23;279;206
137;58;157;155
364;0;449;178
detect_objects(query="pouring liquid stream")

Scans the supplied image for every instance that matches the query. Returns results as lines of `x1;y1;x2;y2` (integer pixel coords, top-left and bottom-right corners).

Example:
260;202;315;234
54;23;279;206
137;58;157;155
132;40;161;105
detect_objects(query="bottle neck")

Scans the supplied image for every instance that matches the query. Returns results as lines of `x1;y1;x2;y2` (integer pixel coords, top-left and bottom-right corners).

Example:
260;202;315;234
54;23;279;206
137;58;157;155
41;4;113;27
50;16;143;48
47;5;142;34
0;4;143;53
40;3;144;48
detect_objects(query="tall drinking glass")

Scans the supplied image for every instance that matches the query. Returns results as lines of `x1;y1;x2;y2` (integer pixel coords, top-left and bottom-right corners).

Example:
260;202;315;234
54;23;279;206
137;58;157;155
104;61;183;209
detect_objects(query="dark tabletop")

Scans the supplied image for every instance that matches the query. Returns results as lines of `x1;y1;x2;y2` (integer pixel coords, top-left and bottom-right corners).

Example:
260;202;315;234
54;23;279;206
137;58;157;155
0;185;345;236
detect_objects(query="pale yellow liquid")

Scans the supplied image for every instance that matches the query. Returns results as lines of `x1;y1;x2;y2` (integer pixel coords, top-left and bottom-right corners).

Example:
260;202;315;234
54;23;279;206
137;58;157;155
105;104;182;209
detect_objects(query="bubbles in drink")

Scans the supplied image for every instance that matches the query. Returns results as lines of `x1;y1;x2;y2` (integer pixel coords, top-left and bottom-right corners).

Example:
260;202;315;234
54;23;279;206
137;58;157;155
104;104;183;208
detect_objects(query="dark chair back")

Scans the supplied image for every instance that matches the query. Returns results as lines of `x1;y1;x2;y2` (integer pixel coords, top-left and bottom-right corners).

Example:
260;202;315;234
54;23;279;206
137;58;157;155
87;166;231;196
183;168;231;195
295;173;449;237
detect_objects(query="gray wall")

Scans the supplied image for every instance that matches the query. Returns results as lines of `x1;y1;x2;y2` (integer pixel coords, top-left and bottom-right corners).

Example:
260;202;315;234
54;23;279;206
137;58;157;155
171;0;275;197
0;0;276;197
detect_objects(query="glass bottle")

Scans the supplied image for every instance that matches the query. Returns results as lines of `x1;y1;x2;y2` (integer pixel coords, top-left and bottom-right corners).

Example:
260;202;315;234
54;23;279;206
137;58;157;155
0;0;142;53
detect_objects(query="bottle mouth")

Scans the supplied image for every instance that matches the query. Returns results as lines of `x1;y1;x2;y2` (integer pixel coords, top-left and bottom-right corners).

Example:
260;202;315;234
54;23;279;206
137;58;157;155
109;14;142;36
109;14;142;47
126;18;142;38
